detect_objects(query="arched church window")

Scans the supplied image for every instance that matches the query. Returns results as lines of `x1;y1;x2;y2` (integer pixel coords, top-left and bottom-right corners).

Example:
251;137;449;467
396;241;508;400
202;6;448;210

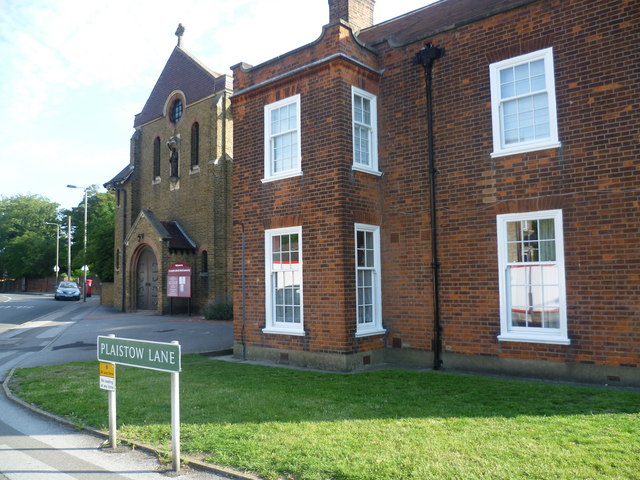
191;122;200;167
170;99;183;123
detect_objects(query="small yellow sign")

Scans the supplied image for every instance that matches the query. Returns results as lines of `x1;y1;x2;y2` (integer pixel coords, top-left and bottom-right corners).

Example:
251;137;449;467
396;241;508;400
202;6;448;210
100;362;115;378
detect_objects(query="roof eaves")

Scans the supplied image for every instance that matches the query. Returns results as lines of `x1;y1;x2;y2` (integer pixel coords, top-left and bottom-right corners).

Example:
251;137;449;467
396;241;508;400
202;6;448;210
177;45;223;78
104;164;134;190
172;221;197;250
358;0;541;49
232;52;384;98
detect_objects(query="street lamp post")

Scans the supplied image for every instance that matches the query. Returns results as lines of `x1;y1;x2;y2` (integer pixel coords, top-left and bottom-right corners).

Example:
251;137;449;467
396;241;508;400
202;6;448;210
67;216;72;281
43;222;60;286
67;185;89;302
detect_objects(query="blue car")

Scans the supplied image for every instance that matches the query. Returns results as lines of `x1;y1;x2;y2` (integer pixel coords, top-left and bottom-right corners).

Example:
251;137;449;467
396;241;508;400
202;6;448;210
55;281;81;301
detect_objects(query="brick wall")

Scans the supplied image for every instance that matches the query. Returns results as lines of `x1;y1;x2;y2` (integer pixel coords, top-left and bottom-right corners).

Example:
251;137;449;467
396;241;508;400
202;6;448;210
375;0;639;372
232;0;639;382
112;87;233;314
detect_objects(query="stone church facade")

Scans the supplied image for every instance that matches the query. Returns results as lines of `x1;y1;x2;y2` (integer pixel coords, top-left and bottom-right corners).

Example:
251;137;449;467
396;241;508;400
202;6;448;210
105;37;232;314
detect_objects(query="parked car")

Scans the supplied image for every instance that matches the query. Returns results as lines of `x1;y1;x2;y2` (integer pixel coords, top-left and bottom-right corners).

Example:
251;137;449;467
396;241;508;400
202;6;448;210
54;281;81;301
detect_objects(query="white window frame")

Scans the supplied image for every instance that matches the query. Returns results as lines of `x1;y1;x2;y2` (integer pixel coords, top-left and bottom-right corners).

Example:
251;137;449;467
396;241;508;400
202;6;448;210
263;94;302;183
351;86;381;176
263;226;304;336
354;223;385;337
496;209;569;345
490;48;561;158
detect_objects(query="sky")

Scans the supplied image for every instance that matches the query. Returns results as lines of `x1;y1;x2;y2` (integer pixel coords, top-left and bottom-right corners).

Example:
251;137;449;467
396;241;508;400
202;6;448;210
0;0;435;210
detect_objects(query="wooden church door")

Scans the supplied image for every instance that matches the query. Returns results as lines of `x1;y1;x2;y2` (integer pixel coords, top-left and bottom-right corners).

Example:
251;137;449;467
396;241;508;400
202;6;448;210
136;248;158;310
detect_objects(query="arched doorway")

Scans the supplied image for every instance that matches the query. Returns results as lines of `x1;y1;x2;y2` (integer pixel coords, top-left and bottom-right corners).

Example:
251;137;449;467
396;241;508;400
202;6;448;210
136;247;158;310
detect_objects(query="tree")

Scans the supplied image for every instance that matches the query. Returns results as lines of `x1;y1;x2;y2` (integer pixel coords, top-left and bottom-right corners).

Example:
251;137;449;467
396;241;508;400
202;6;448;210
87;191;115;282
0;195;60;279
63;187;115;282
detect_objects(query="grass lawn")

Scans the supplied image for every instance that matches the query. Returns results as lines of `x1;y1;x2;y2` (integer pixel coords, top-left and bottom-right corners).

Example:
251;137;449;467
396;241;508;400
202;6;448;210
8;355;640;480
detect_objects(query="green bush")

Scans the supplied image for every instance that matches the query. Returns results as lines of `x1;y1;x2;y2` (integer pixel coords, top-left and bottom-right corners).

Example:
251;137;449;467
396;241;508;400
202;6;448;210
202;300;233;320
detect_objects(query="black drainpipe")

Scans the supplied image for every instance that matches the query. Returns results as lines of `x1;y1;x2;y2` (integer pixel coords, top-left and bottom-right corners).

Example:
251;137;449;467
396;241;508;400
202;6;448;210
413;43;445;370
115;186;127;312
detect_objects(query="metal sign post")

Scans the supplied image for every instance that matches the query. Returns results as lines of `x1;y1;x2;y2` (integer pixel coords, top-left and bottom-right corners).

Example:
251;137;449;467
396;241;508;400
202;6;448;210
97;335;182;472
171;344;180;472
99;355;117;448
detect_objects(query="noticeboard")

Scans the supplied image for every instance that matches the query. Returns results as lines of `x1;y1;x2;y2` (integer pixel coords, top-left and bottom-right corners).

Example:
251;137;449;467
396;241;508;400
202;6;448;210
167;262;191;298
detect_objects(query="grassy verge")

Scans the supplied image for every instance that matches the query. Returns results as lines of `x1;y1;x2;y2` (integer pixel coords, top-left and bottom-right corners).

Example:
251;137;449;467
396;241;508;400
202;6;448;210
8;355;640;480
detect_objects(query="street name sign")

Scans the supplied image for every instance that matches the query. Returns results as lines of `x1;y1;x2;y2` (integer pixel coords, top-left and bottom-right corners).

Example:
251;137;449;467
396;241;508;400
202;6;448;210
97;335;183;472
97;336;181;373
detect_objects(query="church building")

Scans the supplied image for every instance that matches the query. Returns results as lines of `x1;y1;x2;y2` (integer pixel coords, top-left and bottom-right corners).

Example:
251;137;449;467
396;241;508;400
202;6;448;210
105;27;232;314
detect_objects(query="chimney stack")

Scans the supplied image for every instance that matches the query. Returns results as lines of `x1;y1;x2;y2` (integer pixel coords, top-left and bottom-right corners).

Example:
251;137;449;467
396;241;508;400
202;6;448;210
328;0;375;32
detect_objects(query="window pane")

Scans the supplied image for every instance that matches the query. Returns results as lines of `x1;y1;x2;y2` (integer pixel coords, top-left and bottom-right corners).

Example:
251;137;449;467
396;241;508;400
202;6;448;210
362;97;371;125
285;285;293;305
354;96;363;123
354;125;370;166
364;305;373;324
501;83;515;99
503;113;518;131
506;221;521;242
520;126;535;142
271;109;281;133
543;285;560;309
503;100;518;116
504;129;519;145
542;264;559;286
275;279;284;304
528;309;543;328
287;104;297;130
535;122;550;139
533;92;548;109
511;309;527;327
514;63;529;81
538;219;555;239
531;74;546;92
507;243;520;263
500;67;514;84
517;95;534;113
545;309;560;328
364;270;373;287
364;285;372;304
515;79;530;96
530;59;545;76
519;110;534;128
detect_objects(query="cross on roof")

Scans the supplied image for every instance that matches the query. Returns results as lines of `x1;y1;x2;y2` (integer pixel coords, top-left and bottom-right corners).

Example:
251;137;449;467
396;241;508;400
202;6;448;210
175;23;185;47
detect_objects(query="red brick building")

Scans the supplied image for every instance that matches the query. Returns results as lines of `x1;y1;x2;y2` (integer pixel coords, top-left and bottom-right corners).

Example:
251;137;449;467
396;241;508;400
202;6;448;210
231;0;639;386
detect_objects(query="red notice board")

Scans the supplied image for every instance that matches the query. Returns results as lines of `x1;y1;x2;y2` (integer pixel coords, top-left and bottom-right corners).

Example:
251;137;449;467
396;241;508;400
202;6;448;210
167;263;192;298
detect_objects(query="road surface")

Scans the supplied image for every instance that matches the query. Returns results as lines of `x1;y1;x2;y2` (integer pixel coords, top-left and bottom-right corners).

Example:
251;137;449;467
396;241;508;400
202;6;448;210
0;294;236;479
